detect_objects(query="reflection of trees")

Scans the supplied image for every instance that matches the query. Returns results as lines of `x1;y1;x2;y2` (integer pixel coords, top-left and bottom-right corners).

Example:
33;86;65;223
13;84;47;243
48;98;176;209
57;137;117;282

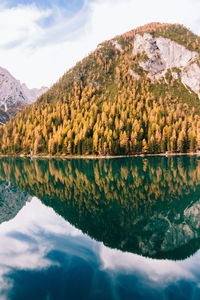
0;156;200;260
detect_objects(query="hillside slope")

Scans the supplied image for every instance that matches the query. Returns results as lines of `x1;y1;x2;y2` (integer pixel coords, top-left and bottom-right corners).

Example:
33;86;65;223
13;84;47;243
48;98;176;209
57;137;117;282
1;23;200;155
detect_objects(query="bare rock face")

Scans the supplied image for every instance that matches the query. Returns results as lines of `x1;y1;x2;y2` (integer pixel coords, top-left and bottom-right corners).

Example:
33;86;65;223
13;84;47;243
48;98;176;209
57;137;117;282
0;66;27;112
112;40;123;52
129;69;140;80
0;66;48;124
133;33;200;98
21;83;48;104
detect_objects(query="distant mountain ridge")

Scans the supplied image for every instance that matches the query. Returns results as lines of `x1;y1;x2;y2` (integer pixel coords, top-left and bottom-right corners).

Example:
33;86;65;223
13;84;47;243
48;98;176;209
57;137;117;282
21;83;48;104
1;23;200;155
0;66;48;124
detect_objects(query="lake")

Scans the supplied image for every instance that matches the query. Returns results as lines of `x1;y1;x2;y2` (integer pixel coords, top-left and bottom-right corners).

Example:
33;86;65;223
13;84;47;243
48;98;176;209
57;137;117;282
0;156;200;299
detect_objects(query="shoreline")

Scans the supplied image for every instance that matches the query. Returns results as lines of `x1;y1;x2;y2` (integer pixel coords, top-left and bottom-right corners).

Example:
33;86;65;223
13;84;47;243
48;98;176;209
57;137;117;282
0;152;200;159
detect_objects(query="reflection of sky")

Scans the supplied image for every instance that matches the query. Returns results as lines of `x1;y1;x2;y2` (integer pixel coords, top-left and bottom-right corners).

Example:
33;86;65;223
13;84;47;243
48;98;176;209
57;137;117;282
0;198;200;299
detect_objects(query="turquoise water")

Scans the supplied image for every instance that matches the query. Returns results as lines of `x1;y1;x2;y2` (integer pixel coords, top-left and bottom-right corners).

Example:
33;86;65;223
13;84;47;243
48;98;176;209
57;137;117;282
0;156;200;299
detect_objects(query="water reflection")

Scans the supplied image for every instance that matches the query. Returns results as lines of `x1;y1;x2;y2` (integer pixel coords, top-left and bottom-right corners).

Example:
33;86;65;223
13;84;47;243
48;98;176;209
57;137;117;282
0;179;29;224
1;197;200;300
0;156;200;260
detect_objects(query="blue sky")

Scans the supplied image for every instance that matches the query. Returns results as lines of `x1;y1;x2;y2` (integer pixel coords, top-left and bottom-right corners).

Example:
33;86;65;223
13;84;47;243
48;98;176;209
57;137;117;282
4;0;92;31
0;0;200;88
3;0;91;39
5;0;85;10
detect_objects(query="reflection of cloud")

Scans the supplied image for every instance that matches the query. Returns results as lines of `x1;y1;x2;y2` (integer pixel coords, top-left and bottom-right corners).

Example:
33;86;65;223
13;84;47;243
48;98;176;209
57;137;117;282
0;267;13;300
1;196;200;298
99;243;200;286
0;197;85;273
98;245;200;299
0;197;101;298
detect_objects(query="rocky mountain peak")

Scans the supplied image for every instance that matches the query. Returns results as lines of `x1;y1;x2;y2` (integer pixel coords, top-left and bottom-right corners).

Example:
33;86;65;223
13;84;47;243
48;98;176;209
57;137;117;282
0;66;27;112
132;33;200;98
0;66;48;124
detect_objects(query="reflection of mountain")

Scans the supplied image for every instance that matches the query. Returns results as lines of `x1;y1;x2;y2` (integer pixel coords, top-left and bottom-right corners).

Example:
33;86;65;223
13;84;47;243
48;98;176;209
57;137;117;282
0;179;29;224
134;200;200;259
0;156;200;260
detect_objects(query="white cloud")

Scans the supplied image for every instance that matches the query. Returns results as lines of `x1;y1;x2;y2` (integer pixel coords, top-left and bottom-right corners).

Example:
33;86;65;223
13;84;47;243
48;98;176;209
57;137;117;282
0;0;200;88
0;4;50;48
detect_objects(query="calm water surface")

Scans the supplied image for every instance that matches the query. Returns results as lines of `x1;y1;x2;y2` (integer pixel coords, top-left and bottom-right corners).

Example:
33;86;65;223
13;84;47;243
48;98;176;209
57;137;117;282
0;156;200;299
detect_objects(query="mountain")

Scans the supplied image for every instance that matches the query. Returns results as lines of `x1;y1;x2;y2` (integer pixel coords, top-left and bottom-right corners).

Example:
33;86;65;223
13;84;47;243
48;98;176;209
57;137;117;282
0;66;48;125
21;83;48;104
1;23;200;155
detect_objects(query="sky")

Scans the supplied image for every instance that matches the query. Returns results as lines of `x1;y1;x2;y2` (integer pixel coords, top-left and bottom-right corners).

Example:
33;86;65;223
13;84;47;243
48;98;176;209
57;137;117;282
0;0;200;88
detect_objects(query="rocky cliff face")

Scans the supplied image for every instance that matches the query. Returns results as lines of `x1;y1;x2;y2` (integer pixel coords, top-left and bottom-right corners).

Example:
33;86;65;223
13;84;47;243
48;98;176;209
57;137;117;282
21;83;48;105
0;66;27;114
0;179;30;224
133;33;200;98
0;66;48;124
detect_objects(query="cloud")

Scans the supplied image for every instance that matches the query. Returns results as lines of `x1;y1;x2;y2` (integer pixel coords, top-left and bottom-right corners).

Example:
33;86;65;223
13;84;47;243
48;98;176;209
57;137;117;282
0;0;200;88
0;4;50;49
